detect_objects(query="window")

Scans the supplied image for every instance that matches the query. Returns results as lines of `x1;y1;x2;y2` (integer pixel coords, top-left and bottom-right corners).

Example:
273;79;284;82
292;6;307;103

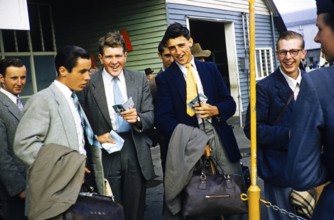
0;3;57;100
255;48;274;80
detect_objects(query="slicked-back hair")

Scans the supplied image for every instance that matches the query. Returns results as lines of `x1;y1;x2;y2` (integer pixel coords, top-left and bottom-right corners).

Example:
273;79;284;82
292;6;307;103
98;31;126;55
0;58;24;77
55;45;90;75
162;22;191;46
276;30;305;50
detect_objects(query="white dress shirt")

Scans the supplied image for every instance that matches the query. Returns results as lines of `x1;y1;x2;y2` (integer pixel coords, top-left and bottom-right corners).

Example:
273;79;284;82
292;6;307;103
54;80;86;155
280;67;302;100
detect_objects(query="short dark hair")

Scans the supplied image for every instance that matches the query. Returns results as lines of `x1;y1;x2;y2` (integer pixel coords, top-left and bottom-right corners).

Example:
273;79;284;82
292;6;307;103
158;41;166;55
276;30;305;50
0;58;24;77
54;45;90;75
162;23;191;46
323;12;334;32
98;31;126;55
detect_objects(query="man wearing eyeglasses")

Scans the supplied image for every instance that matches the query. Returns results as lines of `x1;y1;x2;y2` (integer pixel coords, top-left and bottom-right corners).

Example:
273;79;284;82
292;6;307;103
244;31;307;220
285;0;334;219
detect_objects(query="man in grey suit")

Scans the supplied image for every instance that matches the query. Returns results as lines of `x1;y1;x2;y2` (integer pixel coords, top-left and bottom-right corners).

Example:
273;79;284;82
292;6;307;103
0;58;27;220
14;46;105;217
80;31;154;220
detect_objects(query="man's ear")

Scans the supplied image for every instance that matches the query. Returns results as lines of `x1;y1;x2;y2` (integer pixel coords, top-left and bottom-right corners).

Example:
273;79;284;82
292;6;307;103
188;38;194;47
58;66;68;77
98;54;104;64
0;74;4;83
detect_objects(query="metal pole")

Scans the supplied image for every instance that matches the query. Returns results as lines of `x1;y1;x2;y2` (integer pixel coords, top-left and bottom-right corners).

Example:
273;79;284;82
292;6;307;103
248;0;261;219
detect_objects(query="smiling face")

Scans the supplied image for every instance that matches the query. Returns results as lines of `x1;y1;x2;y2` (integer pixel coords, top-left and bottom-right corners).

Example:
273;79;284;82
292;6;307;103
99;46;127;77
276;38;306;79
59;58;92;92
0;65;27;95
314;14;334;62
166;36;193;65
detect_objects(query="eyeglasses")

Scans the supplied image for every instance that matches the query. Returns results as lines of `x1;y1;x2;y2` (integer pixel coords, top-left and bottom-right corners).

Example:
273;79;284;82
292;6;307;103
276;49;303;58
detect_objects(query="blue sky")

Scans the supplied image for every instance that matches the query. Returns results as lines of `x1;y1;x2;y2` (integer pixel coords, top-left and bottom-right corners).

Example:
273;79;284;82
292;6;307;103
273;0;316;14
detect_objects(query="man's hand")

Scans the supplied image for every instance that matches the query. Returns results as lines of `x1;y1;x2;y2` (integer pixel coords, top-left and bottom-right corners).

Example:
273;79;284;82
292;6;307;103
120;108;139;124
97;133;115;144
194;103;219;118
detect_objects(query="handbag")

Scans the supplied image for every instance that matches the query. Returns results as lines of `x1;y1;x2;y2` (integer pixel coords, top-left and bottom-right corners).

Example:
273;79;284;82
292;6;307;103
182;157;248;218
63;192;125;220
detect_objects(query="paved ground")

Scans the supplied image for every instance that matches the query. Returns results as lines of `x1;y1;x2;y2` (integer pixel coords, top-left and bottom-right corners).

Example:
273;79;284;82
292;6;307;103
144;116;269;220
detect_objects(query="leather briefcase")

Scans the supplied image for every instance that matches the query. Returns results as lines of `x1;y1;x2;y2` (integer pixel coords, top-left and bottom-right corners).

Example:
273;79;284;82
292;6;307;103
63;192;125;220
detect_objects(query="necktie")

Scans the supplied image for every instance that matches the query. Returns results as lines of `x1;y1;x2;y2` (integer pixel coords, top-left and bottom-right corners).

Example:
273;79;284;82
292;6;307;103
71;92;101;148
186;63;197;116
16;96;24;112
113;77;131;132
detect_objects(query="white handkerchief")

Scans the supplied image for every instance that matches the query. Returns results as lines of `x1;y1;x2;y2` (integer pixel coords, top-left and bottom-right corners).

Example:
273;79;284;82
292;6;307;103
102;130;125;154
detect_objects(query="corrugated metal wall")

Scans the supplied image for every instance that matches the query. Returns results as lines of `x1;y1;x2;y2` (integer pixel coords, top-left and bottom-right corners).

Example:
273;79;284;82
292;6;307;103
166;1;279;114
53;0;168;74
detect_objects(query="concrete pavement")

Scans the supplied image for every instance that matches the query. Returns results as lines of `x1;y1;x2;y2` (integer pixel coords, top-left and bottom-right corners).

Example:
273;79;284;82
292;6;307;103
144;116;269;220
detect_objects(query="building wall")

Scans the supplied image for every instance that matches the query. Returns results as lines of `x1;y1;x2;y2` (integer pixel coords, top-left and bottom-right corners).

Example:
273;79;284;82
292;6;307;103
53;0;168;74
166;1;279;115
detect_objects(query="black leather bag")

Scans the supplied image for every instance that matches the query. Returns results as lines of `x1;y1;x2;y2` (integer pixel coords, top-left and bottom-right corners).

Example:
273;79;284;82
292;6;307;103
63;193;125;220
182;158;248;218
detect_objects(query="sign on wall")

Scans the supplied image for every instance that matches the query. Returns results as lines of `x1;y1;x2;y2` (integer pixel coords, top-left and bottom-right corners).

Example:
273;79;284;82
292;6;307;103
0;0;30;30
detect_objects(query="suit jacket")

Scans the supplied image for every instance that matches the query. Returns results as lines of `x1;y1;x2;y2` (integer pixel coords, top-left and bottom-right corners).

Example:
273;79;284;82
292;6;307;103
285;66;333;219
80;68;155;181
244;68;305;186
0;92;26;200
13;82;105;194
154;60;241;163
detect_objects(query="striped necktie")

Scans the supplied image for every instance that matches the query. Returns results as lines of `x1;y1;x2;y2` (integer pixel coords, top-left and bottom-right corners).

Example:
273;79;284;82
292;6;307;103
71;92;101;148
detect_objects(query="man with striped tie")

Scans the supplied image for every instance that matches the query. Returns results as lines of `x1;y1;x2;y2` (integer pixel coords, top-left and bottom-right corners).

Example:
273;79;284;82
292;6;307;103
0;58;27;220
14;46;106;219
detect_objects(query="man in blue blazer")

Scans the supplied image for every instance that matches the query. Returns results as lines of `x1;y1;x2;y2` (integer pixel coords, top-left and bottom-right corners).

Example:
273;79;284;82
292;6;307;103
244;31;307;219
155;22;242;219
285;0;334;219
0;58;27;220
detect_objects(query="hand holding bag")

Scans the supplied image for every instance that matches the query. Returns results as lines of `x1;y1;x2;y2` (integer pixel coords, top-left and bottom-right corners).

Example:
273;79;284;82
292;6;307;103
181;157;248;218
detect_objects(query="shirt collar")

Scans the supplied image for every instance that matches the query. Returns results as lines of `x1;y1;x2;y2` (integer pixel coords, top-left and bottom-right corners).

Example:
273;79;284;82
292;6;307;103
54;80;73;99
102;68;125;82
0;87;18;104
279;67;302;88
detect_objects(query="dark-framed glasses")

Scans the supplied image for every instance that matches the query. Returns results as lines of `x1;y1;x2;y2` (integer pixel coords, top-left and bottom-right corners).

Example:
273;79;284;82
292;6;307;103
276;49;303;58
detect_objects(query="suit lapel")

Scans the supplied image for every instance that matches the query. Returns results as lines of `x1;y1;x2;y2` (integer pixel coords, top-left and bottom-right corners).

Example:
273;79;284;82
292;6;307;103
124;69;137;108
170;62;186;102
50;83;79;150
90;71;112;128
274;69;295;110
0;92;23;121
196;60;211;98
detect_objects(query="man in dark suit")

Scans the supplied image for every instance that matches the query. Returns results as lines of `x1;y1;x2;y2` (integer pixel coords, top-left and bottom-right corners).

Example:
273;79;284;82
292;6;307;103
80;31;154;220
244;31;307;220
285;1;334;219
0;58;27;220
155;22;243;219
